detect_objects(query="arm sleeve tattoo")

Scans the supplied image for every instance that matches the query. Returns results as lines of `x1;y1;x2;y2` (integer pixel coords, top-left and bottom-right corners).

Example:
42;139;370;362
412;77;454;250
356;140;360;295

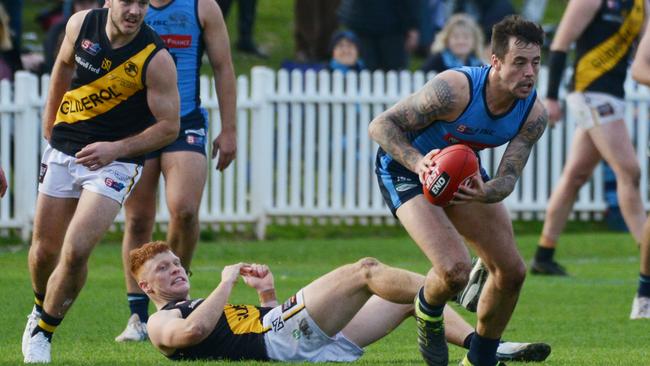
369;77;456;172
483;106;548;203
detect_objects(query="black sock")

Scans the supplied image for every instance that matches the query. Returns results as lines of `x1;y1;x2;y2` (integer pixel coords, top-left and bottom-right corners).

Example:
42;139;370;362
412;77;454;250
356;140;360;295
32;310;62;341
416;287;444;318
534;246;555;262
638;273;650;298
34;292;45;315
468;332;500;366
463;331;475;349
127;293;150;323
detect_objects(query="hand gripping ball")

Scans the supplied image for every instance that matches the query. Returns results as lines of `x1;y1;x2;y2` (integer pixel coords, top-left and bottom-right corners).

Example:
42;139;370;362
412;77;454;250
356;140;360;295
422;144;479;206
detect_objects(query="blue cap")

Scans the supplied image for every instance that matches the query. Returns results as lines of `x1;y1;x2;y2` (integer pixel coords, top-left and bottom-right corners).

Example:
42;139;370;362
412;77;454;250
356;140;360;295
330;30;361;52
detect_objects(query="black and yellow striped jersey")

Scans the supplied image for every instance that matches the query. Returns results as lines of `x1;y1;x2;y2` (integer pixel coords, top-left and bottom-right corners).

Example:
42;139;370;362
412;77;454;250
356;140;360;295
570;0;644;97
50;8;166;164
162;299;272;361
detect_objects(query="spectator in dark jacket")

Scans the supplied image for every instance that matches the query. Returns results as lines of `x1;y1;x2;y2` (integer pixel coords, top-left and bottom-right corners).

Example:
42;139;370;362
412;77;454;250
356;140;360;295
42;0;101;74
0;0;21;73
295;0;341;62
451;0;516;42
338;0;419;71
0;3;12;80
421;13;484;74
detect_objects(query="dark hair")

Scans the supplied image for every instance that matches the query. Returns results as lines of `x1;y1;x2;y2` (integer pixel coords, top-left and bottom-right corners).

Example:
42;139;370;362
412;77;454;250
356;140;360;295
491;15;544;59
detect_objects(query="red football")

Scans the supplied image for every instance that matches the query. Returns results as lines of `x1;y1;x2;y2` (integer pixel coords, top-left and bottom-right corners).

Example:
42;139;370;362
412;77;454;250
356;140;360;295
422;144;479;206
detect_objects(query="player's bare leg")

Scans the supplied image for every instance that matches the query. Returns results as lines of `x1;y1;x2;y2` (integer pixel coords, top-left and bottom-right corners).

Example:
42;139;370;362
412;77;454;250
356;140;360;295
28;195;77;300
536;128;601;275
634;219;650;318
446;201;526;365
587;120;645;242
43;191;121;318
397;198;472;304
397;196;472;366
302;257;423;336
341;295;470;347
23;194;76;356
342;294;551;362
161;151;207;270
25;191;121;363
591;121;650;318
118;157;161;341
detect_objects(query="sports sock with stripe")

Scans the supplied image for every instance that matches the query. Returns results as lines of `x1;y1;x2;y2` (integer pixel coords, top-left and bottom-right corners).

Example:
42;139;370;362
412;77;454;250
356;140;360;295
32;310;62;341
33;292;45;315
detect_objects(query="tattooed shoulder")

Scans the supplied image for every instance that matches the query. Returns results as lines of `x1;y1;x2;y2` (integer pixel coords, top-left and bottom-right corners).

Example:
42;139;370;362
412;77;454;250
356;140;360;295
416;77;456;115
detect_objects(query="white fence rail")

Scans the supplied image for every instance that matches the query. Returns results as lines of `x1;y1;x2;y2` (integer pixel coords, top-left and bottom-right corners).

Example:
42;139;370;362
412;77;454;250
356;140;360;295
1;67;650;239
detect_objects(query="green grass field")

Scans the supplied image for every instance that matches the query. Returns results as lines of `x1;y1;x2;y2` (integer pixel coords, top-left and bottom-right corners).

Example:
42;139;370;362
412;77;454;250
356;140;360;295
1;226;649;365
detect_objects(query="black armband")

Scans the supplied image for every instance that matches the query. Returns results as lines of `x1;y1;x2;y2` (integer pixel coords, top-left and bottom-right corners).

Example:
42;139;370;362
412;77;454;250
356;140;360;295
547;50;567;100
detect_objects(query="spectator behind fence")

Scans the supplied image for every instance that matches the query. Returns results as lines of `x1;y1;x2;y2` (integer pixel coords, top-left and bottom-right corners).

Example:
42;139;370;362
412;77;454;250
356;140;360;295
0;0;21;73
337;0;419;72
421;13;484;74
294;0;340;63
328;31;365;74
217;0;266;58
42;0;101;74
416;0;449;57
0;3;13;80
280;31;364;74
451;0;516;44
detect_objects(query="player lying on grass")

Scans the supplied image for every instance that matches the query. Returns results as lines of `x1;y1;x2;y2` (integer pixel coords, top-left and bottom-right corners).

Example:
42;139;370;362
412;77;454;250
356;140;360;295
131;241;550;363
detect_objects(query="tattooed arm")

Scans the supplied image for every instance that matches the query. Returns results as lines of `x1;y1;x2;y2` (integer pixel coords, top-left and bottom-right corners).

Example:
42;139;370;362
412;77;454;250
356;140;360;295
453;100;548;204
368;70;469;175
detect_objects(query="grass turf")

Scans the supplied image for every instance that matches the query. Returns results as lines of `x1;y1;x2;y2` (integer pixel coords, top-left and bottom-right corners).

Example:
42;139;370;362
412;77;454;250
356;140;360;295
1;228;648;365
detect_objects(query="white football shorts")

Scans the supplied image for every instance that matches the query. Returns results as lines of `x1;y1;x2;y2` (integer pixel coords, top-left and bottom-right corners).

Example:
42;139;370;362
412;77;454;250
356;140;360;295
262;290;364;362
566;91;625;129
38;144;142;205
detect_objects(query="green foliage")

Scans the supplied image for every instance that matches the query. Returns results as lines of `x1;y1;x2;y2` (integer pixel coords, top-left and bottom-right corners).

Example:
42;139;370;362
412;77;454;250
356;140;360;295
2;229;648;365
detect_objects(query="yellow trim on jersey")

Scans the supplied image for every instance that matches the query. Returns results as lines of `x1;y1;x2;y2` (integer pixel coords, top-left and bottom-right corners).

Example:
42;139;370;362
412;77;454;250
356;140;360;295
224;304;267;334
574;0;644;91
54;43;157;125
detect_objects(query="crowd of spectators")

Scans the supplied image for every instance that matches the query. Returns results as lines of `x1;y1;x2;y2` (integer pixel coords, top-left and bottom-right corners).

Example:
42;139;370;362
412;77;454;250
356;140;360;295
1;0;525;79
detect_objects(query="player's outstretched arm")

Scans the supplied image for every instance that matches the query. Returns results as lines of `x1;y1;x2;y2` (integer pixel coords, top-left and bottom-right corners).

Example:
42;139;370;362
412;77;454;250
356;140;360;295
368;70;469;174
200;0;237;171
148;263;248;352
42;11;89;141
484;100;547;203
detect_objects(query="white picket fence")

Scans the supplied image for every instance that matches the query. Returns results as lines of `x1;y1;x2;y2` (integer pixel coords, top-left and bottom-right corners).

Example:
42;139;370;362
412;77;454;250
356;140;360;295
1;66;650;239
